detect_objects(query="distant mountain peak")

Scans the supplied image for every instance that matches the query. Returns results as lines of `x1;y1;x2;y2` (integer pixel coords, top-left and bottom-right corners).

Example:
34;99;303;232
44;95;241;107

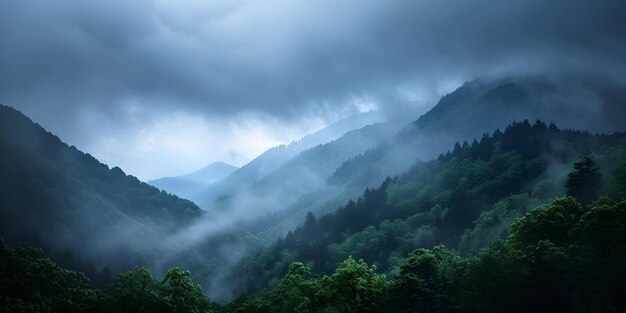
191;110;385;207
184;162;238;181
149;162;238;199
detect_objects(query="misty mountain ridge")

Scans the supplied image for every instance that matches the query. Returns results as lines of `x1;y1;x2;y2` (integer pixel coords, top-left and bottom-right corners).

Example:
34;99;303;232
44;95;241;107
149;162;238;199
3;1;626;310
191;110;385;207
0;105;201;264
207;73;626;242
1;72;625;304
0;105;263;293
214;122;401;220
330;73;626;189
233;119;626;296
0;104;388;296
416;74;626;135
239;73;626;240
194;109;422;237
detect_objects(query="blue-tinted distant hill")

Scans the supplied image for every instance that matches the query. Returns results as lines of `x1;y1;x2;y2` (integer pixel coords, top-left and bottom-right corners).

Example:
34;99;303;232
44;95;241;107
193;110;385;207
149;162;237;199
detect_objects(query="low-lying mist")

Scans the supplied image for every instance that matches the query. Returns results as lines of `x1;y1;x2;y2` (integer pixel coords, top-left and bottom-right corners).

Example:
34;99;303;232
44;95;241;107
2;71;626;302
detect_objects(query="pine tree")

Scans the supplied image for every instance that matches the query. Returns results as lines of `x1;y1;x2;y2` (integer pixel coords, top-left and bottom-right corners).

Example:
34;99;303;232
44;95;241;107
566;157;601;206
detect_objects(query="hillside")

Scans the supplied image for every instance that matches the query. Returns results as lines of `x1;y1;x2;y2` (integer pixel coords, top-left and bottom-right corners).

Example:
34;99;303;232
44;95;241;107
0;105;261;291
0;105;202;241
334;75;626;189
239;75;626;242
2;1;626;311
232;120;626;294
2;121;624;312
1;77;624;307
308;75;626;222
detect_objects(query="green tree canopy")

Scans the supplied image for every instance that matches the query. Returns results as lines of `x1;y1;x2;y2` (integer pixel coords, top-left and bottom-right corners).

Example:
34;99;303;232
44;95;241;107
322;257;388;313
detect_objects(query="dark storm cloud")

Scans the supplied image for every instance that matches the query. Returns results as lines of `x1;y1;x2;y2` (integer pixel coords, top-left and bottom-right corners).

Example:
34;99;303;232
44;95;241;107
2;0;625;117
0;0;625;179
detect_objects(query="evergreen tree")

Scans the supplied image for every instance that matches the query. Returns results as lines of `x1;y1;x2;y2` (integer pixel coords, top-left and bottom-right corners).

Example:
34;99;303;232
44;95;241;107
302;212;317;240
565;157;601;206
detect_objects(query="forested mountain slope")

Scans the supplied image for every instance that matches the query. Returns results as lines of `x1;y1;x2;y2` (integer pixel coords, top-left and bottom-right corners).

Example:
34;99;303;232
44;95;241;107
331;75;626;190
233;120;626;294
0;105;201;246
222;193;626;313
247;75;626;242
0;105;261;291
2;128;624;312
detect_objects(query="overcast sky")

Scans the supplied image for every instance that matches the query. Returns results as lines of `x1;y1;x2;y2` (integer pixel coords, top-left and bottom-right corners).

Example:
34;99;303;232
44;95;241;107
1;0;625;180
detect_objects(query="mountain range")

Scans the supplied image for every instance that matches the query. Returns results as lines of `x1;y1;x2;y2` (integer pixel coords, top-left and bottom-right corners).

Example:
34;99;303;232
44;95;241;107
208;74;626;242
0;105;260;291
188;110;385;207
1;73;625;302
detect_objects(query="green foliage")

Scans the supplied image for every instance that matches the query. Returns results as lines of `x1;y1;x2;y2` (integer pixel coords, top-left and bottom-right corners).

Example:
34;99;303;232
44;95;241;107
108;267;162;312
221;294;270;313
0;240;107;313
108;266;213;313
227;194;626;313
321;257;388;313
2;193;626;312
457;196;525;254
270;262;321;313
2;113;626;312
604;160;626;202
566;156;602;206
508;196;583;250
570;201;626;311
236;121;626;293
0;106;270;296
460;197;626;312
388;245;467;313
0;244;215;313
459;241;527;313
159;268;212;313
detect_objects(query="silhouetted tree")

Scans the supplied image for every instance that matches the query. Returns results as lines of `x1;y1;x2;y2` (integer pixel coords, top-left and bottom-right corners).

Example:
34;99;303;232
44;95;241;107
566;157;601;206
302;212;317;240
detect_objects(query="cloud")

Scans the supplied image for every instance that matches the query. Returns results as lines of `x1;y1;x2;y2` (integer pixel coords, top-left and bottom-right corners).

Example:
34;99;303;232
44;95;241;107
1;0;625;178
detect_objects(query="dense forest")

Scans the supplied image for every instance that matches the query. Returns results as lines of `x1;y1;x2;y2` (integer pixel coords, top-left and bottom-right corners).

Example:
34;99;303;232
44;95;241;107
236;76;626;246
0;105;260;292
2;1;626;311
232;120;626;294
2;119;625;312
2;177;624;312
